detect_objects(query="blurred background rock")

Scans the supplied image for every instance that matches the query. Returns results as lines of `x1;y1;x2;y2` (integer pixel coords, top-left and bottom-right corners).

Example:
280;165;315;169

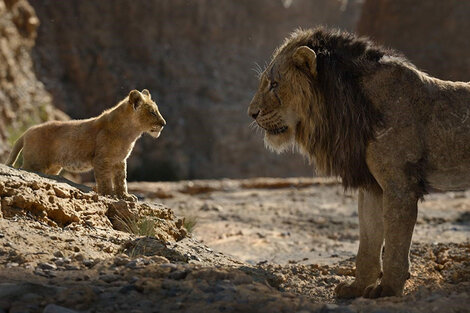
2;0;469;181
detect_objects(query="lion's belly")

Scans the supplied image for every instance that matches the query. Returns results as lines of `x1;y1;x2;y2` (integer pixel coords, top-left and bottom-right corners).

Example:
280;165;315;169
427;168;470;191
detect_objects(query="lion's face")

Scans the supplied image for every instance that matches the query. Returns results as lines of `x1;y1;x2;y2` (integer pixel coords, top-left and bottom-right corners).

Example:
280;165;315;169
248;46;318;153
129;89;166;138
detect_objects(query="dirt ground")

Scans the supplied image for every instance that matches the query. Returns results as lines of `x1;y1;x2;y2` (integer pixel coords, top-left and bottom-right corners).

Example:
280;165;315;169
1;169;469;312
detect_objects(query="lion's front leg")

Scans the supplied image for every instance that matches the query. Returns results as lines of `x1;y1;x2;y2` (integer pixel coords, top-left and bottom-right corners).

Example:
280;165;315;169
113;161;137;202
363;188;418;298
336;188;384;298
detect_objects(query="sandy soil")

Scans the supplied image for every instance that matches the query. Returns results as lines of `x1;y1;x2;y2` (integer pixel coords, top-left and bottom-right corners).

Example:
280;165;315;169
1;169;469;312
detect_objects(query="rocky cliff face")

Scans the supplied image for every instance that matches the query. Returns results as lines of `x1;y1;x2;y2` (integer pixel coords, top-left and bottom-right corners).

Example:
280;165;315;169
0;0;64;162
29;0;362;181
357;0;470;81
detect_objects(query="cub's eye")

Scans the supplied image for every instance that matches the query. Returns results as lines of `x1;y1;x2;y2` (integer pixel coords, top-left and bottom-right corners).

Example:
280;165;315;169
269;81;278;90
151;111;158;117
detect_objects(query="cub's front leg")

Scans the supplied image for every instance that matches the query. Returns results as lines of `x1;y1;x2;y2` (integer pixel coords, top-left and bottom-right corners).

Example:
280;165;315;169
93;158;114;197
113;161;137;202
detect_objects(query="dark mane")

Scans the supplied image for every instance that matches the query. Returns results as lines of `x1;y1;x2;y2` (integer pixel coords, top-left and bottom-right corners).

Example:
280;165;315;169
281;28;408;189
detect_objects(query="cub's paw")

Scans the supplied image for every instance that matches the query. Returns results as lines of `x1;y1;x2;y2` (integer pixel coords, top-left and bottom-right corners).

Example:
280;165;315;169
363;283;401;298
335;281;364;299
118;193;138;202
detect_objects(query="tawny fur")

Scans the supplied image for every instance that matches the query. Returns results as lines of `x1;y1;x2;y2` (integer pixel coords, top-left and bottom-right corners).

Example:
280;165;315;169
248;27;470;298
6;89;166;201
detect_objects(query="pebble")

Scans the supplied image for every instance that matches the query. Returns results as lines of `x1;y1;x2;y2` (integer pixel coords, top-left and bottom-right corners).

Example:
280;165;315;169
0;233;4;238
38;262;57;271
43;304;80;313
119;284;137;294
83;259;94;267
65;265;80;271
159;263;178;270
53;251;65;258
125;260;144;269
100;274;120;283
73;253;84;261
114;254;130;266
54;258;65;266
34;269;56;278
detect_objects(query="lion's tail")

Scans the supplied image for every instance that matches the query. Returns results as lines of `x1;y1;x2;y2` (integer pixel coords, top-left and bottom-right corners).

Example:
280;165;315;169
6;133;25;166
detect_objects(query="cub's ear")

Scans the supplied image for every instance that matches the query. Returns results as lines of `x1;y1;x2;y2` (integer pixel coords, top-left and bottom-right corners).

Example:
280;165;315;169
293;46;317;77
128;90;143;110
141;89;151;99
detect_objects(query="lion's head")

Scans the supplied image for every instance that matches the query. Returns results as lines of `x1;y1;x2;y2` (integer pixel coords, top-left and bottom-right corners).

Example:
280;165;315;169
248;28;388;188
128;89;166;138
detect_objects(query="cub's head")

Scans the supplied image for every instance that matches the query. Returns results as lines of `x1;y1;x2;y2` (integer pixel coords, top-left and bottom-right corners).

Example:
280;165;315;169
248;39;318;154
128;89;166;138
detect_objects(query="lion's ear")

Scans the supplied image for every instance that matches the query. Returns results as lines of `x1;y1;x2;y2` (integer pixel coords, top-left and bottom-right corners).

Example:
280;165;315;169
129;90;143;110
141;89;151;99
293;46;317;77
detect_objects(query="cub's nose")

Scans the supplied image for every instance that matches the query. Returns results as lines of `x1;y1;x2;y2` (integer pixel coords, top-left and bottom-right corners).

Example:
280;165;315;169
160;118;166;127
249;110;260;120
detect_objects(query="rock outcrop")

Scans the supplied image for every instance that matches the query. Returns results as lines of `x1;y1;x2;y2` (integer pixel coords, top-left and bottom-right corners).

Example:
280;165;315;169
357;0;470;81
0;164;187;241
29;0;362;181
0;0;65;162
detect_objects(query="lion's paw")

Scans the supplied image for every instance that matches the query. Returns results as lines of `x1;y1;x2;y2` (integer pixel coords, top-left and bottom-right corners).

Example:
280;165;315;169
363;283;400;298
335;281;364;299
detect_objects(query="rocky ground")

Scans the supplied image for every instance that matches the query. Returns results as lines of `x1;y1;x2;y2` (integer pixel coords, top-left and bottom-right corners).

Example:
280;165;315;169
1;165;469;313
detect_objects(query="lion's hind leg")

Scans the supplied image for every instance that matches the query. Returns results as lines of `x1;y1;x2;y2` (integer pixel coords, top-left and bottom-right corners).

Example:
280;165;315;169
336;188;384;298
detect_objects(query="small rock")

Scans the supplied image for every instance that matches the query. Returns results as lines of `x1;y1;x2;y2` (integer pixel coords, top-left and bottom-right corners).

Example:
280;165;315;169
54;258;65;266
73;253;84;261
100;274;120;283
169;270;188;280
83;259;94;268
53;186;70;198
43;303;80;313
103;246;113;253
150;256;170;264
34;269;56;278
64;265;80;271
125;259;144;269
159;263;177;270
114;254;130;266
119;284;137;294
53;251;64;258
38;263;57;271
0;233;4;238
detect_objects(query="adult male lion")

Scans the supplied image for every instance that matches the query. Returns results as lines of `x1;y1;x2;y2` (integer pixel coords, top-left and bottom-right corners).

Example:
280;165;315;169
248;27;470;298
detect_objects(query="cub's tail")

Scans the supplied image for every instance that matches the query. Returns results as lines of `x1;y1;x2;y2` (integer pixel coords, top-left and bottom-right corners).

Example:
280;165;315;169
6;133;25;166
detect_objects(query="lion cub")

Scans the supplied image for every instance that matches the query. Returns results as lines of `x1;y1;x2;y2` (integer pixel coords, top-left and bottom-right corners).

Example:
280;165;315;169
6;89;166;201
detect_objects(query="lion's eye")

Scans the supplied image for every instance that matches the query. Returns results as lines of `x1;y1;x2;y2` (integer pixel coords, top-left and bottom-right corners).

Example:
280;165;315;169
269;81;278;90
151;111;158;117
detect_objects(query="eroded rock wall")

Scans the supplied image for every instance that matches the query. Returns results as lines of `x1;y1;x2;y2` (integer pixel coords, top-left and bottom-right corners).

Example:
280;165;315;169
30;0;362;180
357;0;470;81
0;0;65;162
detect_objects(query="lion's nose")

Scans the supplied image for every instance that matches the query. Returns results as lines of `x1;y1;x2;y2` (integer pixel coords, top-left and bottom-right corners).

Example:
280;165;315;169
160;119;166;127
250;110;260;120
